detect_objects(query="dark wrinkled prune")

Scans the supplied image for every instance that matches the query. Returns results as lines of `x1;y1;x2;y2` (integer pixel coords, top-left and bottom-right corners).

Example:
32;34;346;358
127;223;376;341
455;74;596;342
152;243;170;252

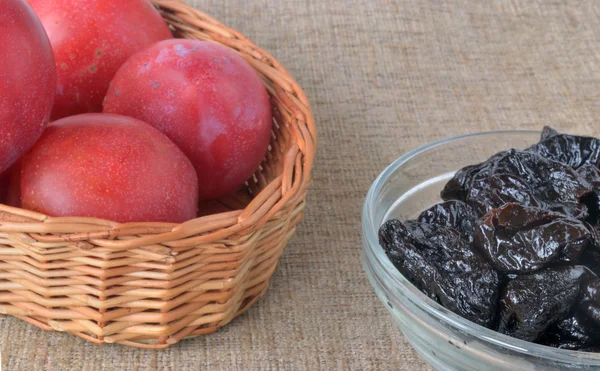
536;311;600;350
580;279;600;328
474;203;593;274
578;164;600;187
498;266;592;342
528;127;600;169
441;152;504;202
469;150;591;217
540;126;559;140
467;172;542;216
417;201;477;243
441;164;483;202
381;128;600;351
441;149;594;218
581;248;600;277
577;165;600;224
379;219;499;328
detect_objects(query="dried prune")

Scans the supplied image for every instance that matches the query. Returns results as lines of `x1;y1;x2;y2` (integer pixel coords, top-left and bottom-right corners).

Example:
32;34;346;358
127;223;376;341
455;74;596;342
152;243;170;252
441;152;504;202
580;278;600;327
498;266;592;341
576;165;600;224
536;311;600;350
380;128;600;351
474;203;593;274
581;247;600;277
528;126;600;169
417;201;477;242
578;164;600;187
470;150;591;217
379;219;499;328
467;172;542;216
442;149;594;218
540;126;559;140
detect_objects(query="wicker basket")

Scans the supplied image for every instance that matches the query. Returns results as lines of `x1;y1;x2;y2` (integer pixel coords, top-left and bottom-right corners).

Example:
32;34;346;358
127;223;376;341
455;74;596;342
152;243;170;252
0;0;315;349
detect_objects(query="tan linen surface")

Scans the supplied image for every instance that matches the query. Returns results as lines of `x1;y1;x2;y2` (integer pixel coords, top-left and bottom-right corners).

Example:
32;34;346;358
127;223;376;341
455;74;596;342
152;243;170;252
3;0;600;370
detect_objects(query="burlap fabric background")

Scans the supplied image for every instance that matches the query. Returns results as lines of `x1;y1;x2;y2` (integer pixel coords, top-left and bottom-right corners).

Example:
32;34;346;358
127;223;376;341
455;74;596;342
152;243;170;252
3;0;600;370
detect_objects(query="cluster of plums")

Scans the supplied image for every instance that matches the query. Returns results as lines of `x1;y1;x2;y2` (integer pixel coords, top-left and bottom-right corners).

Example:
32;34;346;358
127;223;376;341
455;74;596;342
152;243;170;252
0;0;272;223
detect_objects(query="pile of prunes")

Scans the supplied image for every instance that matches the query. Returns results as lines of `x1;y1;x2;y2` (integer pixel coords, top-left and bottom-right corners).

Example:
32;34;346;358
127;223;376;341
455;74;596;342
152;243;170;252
379;127;600;351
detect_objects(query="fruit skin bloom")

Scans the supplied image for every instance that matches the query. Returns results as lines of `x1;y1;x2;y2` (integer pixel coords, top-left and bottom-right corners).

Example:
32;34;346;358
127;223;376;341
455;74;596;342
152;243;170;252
27;0;172;119
104;39;273;201
0;0;56;175
21;114;199;223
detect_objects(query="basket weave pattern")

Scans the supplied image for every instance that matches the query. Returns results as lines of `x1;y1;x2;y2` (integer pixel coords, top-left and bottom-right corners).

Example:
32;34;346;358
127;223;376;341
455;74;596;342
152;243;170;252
0;0;315;348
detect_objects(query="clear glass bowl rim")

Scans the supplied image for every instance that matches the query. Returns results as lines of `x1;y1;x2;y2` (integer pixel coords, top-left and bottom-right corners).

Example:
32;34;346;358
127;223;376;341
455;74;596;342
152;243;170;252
362;129;600;364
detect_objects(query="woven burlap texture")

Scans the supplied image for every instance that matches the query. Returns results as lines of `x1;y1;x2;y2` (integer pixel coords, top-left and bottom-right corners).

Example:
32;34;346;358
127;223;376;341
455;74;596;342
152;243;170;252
3;0;600;370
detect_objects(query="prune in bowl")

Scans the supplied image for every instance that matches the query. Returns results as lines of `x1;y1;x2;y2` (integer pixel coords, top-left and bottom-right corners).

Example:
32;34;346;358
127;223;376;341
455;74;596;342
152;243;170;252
362;130;600;370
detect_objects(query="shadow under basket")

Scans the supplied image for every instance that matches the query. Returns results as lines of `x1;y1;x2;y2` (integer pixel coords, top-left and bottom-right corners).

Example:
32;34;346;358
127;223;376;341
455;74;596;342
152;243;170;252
0;0;316;349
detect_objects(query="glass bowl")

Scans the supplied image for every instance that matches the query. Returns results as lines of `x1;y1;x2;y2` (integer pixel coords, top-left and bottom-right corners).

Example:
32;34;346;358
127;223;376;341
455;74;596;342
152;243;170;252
362;131;600;370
